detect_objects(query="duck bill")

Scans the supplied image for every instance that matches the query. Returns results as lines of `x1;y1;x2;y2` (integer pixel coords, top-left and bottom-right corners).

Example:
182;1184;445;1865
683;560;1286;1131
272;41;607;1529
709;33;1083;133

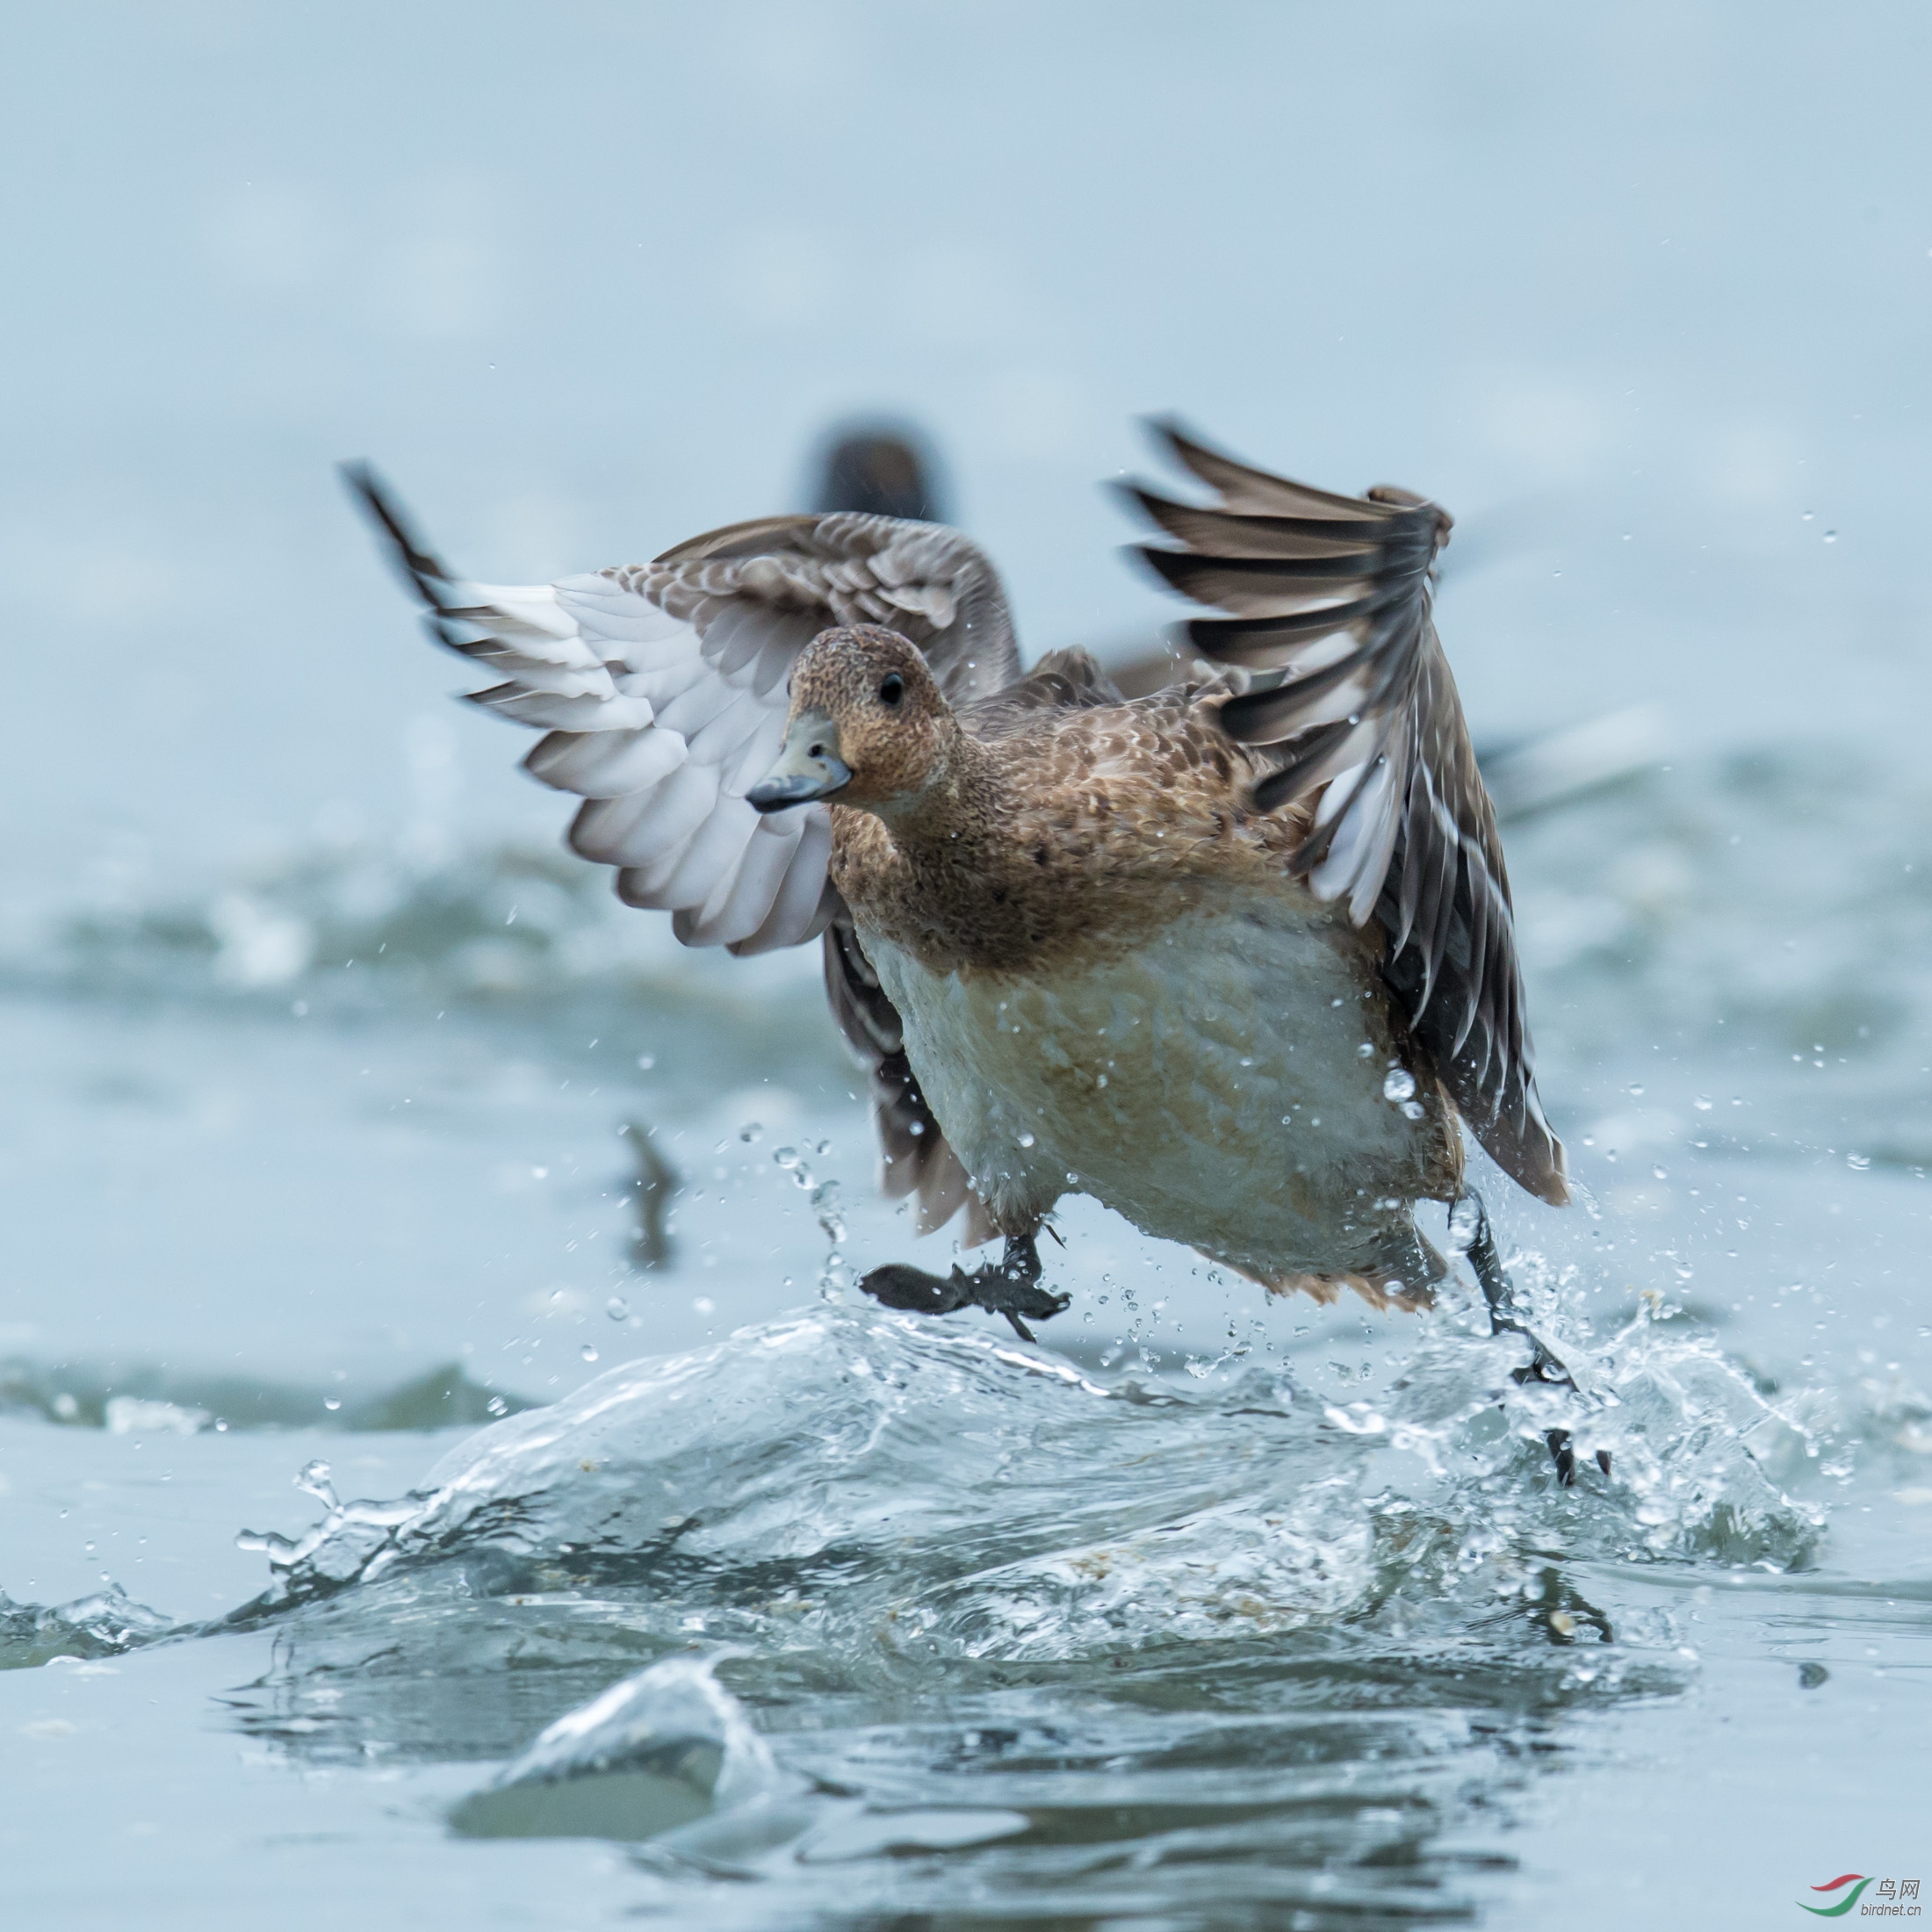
746;710;853;813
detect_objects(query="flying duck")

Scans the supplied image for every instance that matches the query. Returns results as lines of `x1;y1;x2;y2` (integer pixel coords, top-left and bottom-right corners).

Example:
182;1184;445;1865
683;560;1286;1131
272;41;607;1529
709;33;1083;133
346;423;1569;1385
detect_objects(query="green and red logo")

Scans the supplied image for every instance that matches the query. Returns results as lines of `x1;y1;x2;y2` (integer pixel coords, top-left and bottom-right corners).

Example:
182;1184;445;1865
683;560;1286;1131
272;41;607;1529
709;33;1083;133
1801;1876;1874;1917
1799;1873;1921;1916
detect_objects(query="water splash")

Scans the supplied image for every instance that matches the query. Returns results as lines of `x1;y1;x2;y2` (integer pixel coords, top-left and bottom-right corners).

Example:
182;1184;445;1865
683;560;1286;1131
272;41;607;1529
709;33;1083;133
0;1584;177;1670
231;1273;1827;1648
451;1655;796;1841
200;1280;1851;1921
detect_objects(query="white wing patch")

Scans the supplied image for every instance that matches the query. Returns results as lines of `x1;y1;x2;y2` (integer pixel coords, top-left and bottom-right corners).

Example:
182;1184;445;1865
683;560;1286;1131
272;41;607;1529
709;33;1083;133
473;573;833;952
346;471;1020;960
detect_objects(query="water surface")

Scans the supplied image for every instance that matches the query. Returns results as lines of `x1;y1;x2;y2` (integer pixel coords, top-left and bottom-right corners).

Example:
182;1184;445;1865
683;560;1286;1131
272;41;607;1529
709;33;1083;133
2;746;1928;1929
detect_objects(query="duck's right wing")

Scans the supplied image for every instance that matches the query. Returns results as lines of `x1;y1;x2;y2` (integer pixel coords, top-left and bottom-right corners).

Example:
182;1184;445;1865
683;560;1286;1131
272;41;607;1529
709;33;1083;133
343;467;1020;953
1124;422;1566;1208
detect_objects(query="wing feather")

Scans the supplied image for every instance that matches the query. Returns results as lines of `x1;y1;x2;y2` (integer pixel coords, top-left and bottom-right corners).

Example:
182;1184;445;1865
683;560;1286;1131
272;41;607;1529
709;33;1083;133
342;464;1020;956
523;726;688;799
658;795;759;912
724;813;833;956
463;683;651;732
821;912;994;1244
676;812;804;948
1123;422;1566;1206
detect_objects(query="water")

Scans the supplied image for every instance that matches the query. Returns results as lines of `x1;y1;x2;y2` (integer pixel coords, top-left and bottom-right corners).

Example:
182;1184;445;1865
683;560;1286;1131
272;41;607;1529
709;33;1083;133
0;745;1928;1928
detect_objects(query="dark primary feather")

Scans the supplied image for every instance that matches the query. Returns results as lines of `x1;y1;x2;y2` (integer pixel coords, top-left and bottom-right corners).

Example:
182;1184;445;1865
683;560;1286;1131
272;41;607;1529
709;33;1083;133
341;463;475;658
1123;420;1566;1208
822;911;994;1244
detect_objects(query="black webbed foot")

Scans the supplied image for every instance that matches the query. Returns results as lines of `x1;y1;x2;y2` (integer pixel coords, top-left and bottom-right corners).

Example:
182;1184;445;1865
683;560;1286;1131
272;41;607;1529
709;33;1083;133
1540;1427;1614;1486
1460;1190;1611;1487
859;1232;1070;1343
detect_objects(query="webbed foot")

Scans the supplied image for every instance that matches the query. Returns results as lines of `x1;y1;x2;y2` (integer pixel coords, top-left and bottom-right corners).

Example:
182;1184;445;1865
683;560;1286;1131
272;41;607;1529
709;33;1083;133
1460;1190;1611;1487
859;1233;1070;1343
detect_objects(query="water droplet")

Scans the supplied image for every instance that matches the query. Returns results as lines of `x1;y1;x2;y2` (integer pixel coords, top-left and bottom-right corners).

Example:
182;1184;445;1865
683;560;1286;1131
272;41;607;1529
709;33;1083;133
606;1295;630;1321
774;1147;799;1170
580;1344;599;1363
811;1180;846;1244
739;1122;762;1143
1847;1151;1871;1171
322;1397;342;1411
1626;1084;1645;1098
295;1460;338;1510
1693;1097;1712;1111
1653;1164;1668;1181
1400;1099;1425;1121
1381;1068;1416;1103
1823;530;1837;544
692;1296;715;1316
1018;1131;1035;1148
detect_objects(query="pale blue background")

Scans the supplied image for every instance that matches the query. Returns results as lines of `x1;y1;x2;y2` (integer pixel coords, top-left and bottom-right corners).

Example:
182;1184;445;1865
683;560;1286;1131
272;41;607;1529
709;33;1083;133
4;2;1925;900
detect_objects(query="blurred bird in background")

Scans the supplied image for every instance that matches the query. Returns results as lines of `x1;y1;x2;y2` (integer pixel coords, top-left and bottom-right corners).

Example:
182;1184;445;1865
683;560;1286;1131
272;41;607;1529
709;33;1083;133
809;423;951;525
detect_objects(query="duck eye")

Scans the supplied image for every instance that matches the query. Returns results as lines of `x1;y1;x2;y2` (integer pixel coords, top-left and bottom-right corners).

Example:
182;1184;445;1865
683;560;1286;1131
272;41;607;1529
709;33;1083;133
878;674;905;706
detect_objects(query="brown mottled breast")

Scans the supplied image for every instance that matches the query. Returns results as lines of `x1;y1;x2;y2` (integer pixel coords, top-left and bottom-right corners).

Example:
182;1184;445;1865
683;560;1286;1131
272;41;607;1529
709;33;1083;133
828;682;1323;975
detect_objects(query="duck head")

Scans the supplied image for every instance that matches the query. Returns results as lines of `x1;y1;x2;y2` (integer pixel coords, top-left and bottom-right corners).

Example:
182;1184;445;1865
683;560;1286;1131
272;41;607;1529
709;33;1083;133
747;625;953;819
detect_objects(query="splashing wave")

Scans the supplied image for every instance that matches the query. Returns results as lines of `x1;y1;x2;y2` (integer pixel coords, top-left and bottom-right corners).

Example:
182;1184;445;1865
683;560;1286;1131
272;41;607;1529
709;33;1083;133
231;1287;1827;1656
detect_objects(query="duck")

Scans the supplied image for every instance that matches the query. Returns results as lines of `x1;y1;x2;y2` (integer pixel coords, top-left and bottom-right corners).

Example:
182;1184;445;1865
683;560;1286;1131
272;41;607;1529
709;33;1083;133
808;422;949;524
345;422;1570;1384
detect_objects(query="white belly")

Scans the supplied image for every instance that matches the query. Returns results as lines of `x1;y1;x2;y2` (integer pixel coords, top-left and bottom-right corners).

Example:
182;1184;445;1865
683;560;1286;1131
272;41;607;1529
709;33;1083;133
862;897;1448;1284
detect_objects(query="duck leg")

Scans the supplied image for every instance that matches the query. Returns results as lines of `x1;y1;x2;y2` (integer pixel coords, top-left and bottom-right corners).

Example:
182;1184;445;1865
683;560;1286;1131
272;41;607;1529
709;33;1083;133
858;1230;1071;1343
1460;1190;1610;1485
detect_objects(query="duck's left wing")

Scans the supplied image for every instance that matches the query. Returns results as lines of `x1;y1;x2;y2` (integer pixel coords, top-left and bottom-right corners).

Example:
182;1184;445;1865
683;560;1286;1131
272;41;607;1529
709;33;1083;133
345;467;1020;955
823;912;997;1246
1124;422;1566;1208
